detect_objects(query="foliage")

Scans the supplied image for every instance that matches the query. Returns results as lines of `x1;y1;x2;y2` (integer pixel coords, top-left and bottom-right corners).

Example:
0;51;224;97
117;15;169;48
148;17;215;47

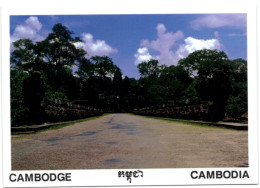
76;58;94;80
137;59;160;78
178;49;233;121
225;95;246;119
38;23;86;91
178;49;229;78
147;85;167;106
10;69;29;126
91;56;118;78
10;22;248;125
22;71;47;124
11;39;46;72
182;82;198;104
225;58;247;119
44;91;68;103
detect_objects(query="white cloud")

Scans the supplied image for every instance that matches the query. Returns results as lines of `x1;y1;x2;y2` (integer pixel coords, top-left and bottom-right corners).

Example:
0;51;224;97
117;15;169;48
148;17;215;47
11;16;44;50
134;47;155;65
13;25;37;40
78;33;118;57
190;14;246;30
134;24;222;66
25;16;42;31
135;23;184;66
176;37;221;59
11;17;118;57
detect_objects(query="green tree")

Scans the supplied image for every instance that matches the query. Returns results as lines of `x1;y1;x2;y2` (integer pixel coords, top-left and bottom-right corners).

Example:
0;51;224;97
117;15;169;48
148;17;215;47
147;85;167;106
44;91;68;103
11;39;46;72
126;78;146;109
137;59;160;78
77;56;120;110
182;82;198;104
112;68;123;112
178;49;229;79
229;58;247;82
113;68;123;92
178;49;230;99
77;58;94;80
209;68;232;120
39;23;86;92
10;69;29;126
179;49;231;121
225;58;247;119
22;71;47;124
91;56;118;78
159;65;192;103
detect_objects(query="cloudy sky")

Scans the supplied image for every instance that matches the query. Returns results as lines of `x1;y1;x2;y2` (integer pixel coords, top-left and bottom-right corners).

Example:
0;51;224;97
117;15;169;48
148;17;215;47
10;14;247;78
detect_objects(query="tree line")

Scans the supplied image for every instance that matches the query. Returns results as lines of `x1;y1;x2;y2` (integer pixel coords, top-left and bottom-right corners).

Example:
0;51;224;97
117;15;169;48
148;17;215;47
11;23;247;126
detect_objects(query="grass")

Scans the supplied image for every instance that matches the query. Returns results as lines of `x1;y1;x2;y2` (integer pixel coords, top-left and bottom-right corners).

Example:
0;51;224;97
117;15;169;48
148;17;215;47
12;113;111;136
42;113;113;131
45;114;107;131
12;113;244;138
129;113;232;130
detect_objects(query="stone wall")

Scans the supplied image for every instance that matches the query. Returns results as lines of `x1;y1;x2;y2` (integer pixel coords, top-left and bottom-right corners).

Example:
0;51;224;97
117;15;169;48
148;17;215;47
41;100;104;123
133;102;214;121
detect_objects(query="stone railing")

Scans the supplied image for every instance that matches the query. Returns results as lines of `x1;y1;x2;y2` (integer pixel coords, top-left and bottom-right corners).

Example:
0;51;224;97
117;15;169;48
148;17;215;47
133;102;214;121
41;100;104;123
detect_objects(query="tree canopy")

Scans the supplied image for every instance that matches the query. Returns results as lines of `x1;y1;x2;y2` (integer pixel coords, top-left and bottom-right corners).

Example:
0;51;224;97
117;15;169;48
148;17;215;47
10;23;248;126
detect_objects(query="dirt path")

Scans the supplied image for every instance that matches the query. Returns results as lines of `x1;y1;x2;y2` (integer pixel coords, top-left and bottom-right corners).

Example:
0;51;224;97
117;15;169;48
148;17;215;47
11;114;248;170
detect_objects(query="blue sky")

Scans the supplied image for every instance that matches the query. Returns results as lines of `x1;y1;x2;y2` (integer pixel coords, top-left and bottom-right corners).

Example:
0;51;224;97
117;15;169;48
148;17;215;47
10;14;247;78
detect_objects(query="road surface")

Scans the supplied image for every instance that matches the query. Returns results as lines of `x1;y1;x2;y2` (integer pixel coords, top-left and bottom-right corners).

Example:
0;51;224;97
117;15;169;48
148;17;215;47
11;114;248;170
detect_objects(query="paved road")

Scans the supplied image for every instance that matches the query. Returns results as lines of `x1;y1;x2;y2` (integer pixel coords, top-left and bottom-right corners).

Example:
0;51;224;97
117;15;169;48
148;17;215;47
11;114;248;170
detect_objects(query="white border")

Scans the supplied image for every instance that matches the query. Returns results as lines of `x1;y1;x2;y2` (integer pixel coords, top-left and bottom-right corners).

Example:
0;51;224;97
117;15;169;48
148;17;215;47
1;0;258;187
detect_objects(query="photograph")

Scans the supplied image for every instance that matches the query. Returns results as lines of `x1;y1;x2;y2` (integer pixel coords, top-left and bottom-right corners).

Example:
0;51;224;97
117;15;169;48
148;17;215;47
10;14;249;170
1;0;259;187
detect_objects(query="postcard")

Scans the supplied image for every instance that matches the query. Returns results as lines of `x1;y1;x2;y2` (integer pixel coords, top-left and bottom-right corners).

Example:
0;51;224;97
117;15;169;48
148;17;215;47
1;0;258;187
